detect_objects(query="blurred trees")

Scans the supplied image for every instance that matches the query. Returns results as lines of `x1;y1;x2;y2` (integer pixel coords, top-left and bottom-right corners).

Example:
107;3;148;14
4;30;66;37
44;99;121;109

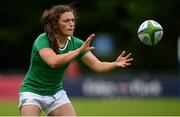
0;0;179;72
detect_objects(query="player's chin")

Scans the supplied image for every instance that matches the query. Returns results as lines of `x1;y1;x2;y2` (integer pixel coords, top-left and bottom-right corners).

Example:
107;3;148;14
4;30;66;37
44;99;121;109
66;31;74;36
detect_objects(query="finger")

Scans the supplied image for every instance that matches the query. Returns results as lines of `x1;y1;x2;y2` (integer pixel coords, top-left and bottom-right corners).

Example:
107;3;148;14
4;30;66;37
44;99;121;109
87;34;95;41
85;34;95;46
126;58;133;62
125;53;132;59
119;50;126;57
124;62;131;66
121;64;125;67
88;47;95;50
89;33;95;39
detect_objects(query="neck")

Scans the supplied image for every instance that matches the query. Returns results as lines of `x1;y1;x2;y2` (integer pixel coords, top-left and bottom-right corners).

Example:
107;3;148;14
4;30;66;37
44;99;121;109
57;36;69;48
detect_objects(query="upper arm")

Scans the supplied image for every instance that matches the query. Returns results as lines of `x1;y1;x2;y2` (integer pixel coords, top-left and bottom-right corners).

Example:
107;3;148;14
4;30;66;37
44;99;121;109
81;52;101;71
39;48;57;68
34;34;58;68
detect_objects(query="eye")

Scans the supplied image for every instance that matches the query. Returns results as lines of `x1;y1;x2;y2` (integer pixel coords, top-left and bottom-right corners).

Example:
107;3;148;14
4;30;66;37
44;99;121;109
63;19;69;23
71;19;75;22
62;19;73;23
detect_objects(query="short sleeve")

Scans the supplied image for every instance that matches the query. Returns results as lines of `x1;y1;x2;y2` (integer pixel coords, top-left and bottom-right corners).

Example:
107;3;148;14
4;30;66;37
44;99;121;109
34;33;51;51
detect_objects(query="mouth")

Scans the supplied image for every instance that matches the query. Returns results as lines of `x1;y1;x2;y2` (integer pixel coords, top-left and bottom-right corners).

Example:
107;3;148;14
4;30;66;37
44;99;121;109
68;29;74;31
67;29;74;33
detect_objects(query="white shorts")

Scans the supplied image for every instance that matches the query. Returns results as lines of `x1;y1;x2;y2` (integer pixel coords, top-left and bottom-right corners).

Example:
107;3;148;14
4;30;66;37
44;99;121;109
18;90;71;114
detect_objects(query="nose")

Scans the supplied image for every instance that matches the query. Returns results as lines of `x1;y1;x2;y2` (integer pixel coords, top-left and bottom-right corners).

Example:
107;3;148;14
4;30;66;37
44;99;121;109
69;20;75;26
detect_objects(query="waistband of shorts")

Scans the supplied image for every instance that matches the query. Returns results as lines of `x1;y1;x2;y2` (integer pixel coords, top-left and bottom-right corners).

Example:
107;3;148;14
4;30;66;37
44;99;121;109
19;90;66;98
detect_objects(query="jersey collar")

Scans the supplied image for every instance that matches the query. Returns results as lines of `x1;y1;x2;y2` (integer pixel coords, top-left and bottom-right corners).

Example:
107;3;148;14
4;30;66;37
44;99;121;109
67;36;71;40
59;36;71;51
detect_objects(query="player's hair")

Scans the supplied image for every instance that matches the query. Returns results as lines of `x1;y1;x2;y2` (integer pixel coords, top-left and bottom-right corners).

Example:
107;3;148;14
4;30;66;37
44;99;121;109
41;5;77;52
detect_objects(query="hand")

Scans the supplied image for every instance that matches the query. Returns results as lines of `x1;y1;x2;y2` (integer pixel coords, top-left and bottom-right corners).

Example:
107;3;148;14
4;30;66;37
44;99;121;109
80;34;95;51
115;50;133;68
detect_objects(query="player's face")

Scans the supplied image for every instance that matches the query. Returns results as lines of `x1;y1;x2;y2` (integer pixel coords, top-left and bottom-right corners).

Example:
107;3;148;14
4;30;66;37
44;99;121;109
58;11;75;37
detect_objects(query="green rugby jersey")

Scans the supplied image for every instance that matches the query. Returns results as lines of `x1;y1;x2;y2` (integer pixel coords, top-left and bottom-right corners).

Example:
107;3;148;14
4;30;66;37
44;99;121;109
20;33;89;95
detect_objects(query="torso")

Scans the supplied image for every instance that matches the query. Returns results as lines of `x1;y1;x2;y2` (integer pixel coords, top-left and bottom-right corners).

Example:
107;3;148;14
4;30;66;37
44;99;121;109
20;33;89;95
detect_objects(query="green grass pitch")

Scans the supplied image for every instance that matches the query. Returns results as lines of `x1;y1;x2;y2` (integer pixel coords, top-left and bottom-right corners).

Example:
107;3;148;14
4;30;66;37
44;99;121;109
0;97;180;116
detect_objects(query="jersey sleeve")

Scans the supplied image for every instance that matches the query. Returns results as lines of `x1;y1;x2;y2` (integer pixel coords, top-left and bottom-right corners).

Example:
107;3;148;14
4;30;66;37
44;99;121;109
34;34;51;51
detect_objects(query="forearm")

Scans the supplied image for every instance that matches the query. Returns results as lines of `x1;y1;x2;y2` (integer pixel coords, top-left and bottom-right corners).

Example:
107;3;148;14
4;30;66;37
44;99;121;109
93;61;117;73
53;48;81;68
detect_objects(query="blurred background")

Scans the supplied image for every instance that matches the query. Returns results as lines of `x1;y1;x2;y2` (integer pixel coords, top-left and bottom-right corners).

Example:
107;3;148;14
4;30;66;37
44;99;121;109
0;0;180;116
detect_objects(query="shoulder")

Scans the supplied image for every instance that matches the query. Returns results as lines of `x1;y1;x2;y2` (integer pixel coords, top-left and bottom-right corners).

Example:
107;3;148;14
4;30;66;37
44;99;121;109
33;33;50;50
35;33;48;43
70;36;84;44
34;33;50;45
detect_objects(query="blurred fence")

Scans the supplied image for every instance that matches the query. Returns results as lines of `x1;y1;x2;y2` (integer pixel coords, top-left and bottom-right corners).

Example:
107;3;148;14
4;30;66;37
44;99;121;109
0;73;179;100
64;73;180;97
0;74;23;100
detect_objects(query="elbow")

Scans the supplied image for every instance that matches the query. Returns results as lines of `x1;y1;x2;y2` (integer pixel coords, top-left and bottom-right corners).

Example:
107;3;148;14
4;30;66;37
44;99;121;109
49;64;58;69
91;62;104;73
93;66;105;73
94;69;106;73
50;64;59;69
93;68;101;73
48;61;60;69
48;58;66;69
